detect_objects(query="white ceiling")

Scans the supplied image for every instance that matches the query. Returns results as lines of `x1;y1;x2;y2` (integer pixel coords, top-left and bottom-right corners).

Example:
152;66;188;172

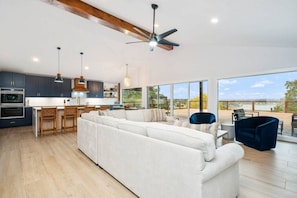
0;0;297;83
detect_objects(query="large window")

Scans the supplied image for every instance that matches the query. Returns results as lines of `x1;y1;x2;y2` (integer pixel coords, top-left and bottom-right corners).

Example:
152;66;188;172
173;83;188;118
122;88;142;108
147;81;208;119
189;82;208;116
218;71;297;137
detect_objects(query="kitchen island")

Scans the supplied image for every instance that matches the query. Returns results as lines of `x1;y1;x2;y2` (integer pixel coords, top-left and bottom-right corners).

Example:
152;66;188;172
32;106;98;137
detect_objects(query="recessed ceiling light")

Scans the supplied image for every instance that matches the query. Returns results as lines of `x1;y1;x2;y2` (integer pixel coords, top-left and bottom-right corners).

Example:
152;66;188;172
32;57;39;62
154;23;159;28
85;66;89;70
210;18;219;24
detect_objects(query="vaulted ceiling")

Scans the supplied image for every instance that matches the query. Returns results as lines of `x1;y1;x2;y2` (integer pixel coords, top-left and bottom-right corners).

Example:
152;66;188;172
0;0;297;83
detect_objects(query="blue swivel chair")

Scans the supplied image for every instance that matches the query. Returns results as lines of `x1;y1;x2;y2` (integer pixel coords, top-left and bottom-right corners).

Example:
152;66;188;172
189;112;216;124
235;116;279;151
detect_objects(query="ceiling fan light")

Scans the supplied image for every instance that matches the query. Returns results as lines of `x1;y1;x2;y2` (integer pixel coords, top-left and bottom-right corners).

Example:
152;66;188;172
149;40;158;47
54;73;64;83
78;75;86;84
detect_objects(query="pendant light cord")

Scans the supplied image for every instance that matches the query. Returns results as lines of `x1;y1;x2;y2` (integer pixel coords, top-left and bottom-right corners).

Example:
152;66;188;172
80;52;83;76
57;47;61;73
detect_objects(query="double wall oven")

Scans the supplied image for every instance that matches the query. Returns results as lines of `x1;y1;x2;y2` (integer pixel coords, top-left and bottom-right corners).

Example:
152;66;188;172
0;88;25;119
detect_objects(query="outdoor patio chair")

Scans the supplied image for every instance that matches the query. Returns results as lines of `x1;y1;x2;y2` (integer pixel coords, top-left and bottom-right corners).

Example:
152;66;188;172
291;113;297;136
232;108;254;123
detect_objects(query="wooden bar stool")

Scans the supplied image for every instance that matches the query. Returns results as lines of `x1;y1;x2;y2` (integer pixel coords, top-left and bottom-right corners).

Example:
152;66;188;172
39;107;58;136
61;106;78;133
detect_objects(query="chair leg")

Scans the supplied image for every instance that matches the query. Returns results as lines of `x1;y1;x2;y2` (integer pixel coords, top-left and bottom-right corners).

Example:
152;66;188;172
40;117;43;136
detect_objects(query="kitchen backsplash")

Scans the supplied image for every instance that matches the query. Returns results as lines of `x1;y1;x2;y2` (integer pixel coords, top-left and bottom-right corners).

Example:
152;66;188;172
25;97;118;107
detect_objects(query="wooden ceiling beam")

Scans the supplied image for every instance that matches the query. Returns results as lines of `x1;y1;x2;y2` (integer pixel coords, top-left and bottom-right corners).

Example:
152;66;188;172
44;0;173;51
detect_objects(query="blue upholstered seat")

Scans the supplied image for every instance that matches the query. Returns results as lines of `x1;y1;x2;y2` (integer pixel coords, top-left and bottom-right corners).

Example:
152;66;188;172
235;116;279;151
189;112;216;124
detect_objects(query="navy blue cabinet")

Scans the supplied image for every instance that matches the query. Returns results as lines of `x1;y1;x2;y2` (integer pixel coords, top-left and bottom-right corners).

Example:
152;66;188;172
25;107;32;126
49;78;71;97
0;107;32;128
25;75;71;97
25;75;43;97
87;81;103;98
0;72;25;88
0;118;25;128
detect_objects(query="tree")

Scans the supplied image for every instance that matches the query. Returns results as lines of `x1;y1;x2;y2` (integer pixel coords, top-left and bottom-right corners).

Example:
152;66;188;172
285;80;297;100
189;93;208;109
284;80;297;112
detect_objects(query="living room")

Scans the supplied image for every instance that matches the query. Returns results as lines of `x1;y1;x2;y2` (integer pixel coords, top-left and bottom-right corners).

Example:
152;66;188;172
1;0;297;197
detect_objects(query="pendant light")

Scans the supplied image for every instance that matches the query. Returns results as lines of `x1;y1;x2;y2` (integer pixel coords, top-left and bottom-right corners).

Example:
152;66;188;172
78;52;86;84
54;47;63;83
124;64;131;87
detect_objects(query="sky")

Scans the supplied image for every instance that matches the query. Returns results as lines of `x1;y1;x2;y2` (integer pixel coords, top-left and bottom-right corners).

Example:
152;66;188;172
219;71;297;100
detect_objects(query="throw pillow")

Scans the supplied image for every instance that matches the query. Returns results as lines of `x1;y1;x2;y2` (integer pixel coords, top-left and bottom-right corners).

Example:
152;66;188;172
190;123;219;140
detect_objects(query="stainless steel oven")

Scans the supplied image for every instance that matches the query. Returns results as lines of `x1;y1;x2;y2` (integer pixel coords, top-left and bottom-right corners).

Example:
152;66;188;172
0;106;24;119
0;88;24;104
0;88;25;119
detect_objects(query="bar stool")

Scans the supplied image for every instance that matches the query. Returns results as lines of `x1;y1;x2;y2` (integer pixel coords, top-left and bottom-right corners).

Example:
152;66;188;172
83;106;96;113
61;106;78;133
39;107;58;136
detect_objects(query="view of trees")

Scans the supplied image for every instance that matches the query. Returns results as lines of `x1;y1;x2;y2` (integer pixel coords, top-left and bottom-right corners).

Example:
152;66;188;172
122;88;142;108
272;79;297;112
284;80;297;112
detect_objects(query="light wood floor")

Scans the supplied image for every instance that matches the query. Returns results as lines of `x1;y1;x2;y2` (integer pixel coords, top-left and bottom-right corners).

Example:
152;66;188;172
0;126;297;198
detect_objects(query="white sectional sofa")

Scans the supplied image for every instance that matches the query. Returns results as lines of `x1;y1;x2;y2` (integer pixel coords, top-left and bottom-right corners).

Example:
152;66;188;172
78;110;244;198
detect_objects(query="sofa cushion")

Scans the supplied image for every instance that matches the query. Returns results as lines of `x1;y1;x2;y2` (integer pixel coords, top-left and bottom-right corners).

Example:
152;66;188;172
146;123;216;161
190;123;219;140
109;109;127;119
151;109;167;122
118;120;148;136
142;109;153;122
173;119;182;126
126;110;145;122
89;110;99;115
101;116;120;128
93;114;103;124
81;112;96;121
99;110;109;116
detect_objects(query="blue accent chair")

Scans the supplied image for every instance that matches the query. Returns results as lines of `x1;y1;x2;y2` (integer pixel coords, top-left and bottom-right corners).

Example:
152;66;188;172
189;112;216;124
235;116;279;151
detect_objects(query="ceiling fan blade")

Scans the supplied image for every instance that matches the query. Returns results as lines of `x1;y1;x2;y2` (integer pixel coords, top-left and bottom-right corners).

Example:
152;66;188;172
157;29;177;41
158;39;180;47
133;27;151;39
126;41;148;44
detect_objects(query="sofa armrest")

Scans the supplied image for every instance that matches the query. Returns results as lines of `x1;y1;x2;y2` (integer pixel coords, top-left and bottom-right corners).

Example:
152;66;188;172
202;143;244;182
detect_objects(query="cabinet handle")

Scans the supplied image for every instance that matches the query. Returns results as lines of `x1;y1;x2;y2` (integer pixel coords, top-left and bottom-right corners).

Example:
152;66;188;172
10;121;16;124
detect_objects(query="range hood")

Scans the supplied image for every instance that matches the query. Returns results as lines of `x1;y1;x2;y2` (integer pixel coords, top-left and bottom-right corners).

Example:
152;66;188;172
72;78;89;92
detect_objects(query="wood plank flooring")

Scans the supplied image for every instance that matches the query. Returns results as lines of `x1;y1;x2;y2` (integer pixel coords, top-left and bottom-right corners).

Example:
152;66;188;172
0;126;297;198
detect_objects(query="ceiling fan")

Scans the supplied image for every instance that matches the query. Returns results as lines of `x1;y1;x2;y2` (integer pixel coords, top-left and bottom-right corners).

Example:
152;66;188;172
126;4;179;51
